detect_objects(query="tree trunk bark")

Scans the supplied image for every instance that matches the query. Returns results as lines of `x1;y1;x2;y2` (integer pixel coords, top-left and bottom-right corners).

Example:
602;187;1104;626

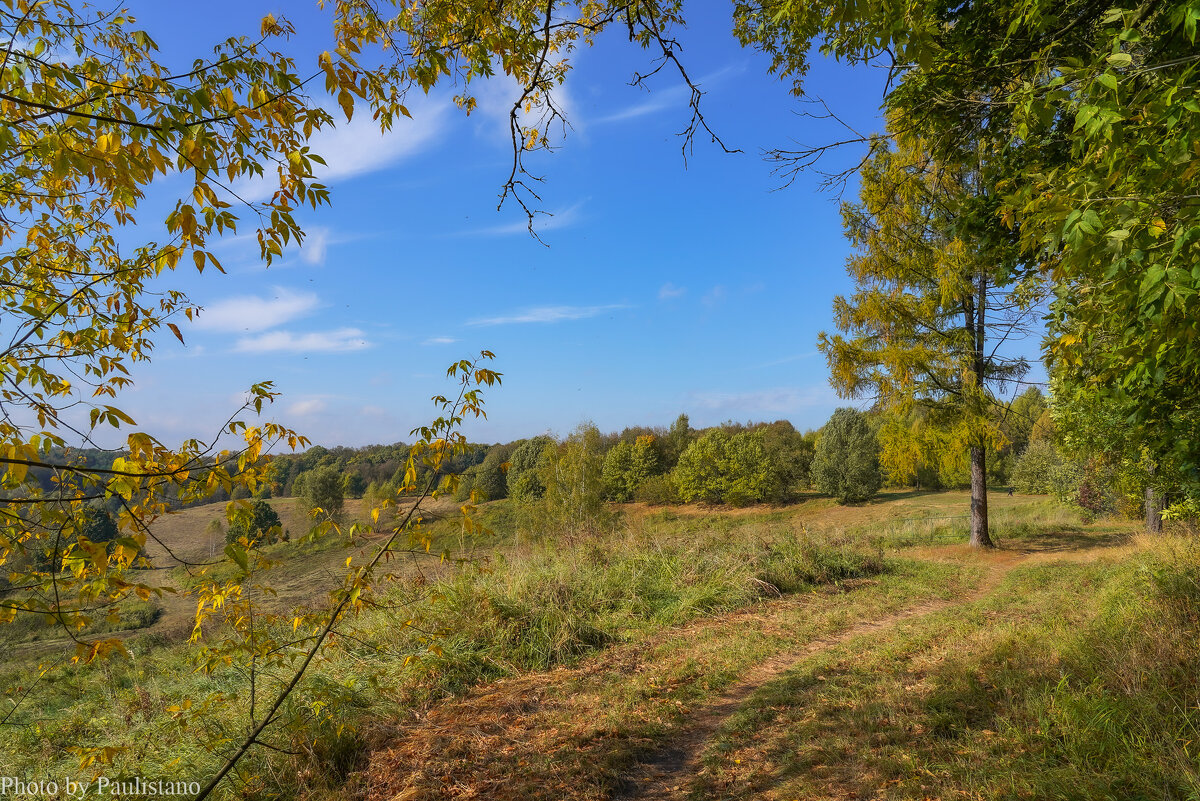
966;271;994;549
1145;487;1164;534
1143;462;1164;534
970;444;994;547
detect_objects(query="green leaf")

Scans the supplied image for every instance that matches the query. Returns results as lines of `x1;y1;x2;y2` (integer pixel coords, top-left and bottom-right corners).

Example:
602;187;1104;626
224;543;250;573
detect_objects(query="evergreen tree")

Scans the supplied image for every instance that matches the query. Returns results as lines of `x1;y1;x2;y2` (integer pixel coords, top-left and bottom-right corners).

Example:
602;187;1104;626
226;501;284;546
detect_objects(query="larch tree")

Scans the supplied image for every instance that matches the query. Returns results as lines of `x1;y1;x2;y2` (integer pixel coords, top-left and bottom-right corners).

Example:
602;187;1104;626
737;0;1200;493
818;130;1037;547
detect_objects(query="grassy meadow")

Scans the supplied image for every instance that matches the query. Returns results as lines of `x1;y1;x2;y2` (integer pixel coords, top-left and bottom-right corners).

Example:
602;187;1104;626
1;491;1197;801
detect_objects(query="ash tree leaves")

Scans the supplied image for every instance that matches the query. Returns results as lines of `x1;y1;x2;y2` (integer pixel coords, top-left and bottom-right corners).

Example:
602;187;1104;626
0;0;734;654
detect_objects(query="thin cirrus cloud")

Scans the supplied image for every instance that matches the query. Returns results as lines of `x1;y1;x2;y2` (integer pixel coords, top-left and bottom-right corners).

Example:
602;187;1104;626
658;282;686;300
593;85;688;125
288;398;328;416
234;327;371;354
701;285;727;307
230;95;451;203
467;304;630;327
593;62;747;125
422;336;459;345
687;386;838;417
463;199;586;237
192;287;318;333
471;71;583;143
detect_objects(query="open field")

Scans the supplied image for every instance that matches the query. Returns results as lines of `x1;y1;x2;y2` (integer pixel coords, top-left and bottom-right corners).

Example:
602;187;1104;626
4;491;1196;801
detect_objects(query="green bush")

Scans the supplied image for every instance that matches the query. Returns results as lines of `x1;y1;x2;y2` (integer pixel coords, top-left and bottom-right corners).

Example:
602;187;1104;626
535;423;613;537
811;407;882;503
475;443;513;501
1012;440;1064;494
634;474;678;504
453;464;479;502
673;429;784;505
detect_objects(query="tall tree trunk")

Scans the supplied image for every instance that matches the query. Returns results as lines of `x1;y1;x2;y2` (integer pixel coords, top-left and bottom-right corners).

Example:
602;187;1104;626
970;444;994;547
967;272;994;548
1145;463;1164;533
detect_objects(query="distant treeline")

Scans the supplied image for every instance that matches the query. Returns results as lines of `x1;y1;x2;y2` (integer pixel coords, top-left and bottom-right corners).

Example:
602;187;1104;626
31;386;1180;524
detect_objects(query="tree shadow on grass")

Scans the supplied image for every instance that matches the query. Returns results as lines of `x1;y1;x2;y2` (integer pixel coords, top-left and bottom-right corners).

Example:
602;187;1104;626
1007;527;1133;553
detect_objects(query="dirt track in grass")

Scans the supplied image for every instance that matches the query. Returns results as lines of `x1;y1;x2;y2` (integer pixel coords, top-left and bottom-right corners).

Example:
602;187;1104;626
361;542;1039;801
613;547;1025;800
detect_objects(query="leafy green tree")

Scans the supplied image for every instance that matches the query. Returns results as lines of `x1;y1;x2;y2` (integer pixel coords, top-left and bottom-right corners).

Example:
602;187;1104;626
476;443;514;501
662;413;695;469
602;441;637;502
1005;387;1050;457
758;420;814;498
507;436;553;502
453;464;480;503
538;423;612;537
738;0;1200;489
1011;440;1065;495
226;501;284;546
723;430;783;506
302;465;345;522
602;435;663;502
77;505;119;546
811;409;882;504
674;429;783;506
342;471;367;499
674;430;731;504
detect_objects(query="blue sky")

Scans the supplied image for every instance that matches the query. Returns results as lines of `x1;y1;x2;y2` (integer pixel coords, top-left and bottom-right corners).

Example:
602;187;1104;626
105;2;1045;448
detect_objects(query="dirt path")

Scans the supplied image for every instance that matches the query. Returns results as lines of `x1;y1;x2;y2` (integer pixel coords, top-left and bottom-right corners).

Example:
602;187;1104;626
615;549;1025;800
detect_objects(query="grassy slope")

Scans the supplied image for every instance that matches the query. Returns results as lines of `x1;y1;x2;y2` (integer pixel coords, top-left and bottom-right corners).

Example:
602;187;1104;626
4;492;1195;801
696;534;1200;801
362;502;1200;801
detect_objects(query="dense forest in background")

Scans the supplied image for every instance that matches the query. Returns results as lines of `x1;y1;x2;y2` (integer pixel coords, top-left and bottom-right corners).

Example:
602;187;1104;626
29;385;1169;531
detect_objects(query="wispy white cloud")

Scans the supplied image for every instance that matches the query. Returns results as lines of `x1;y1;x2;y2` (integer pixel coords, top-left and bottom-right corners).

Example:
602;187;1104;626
193;287;318;333
748;352;820;370
422;336;459;345
472;72;582;143
593;86;688;125
593;62;747;126
687;386;837;416
231;96;450;203
288;398;328;416
234;327;371;353
467;304;630;326
658;282;686;300
301;227;330;266
702;285;727;307
463;199;587;237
